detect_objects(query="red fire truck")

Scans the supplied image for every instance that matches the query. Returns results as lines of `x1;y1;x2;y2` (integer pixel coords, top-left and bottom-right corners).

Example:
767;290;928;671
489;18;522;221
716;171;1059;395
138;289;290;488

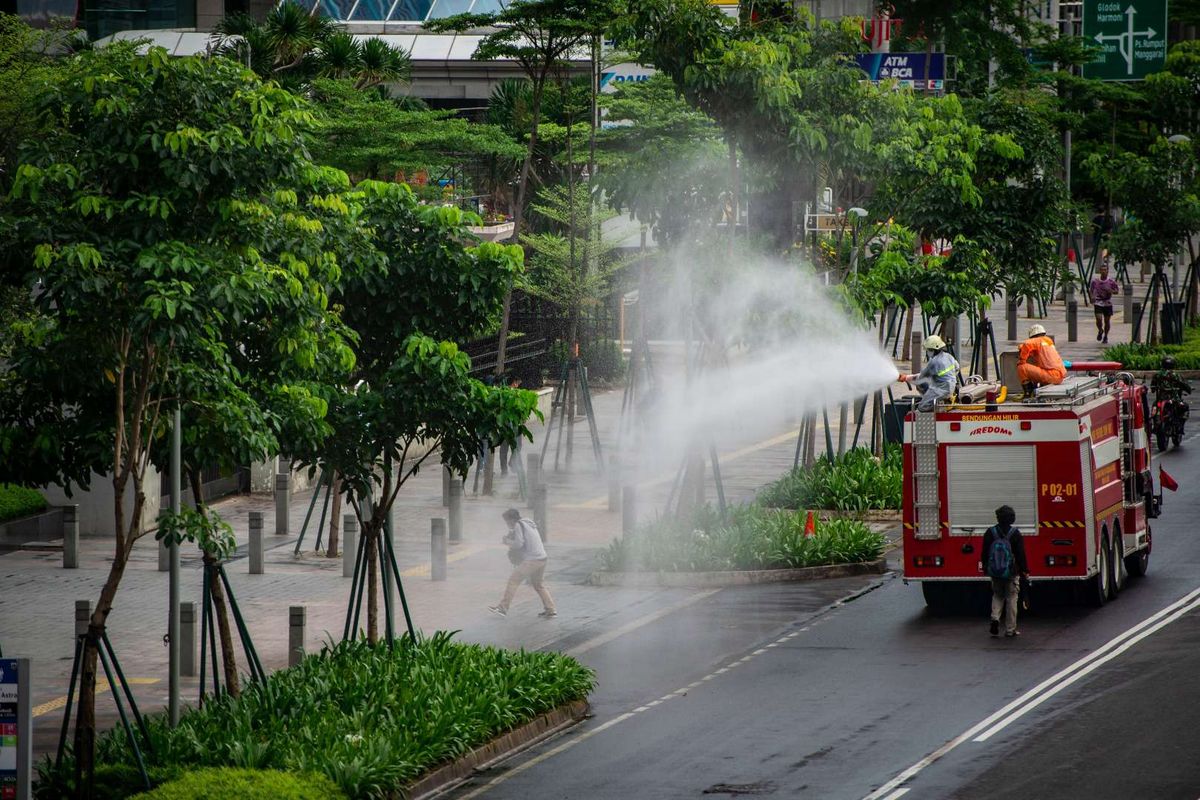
902;367;1163;610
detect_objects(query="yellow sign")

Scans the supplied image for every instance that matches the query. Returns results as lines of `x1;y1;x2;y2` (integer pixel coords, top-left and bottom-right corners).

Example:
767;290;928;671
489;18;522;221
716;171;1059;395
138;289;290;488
1091;420;1116;443
1041;482;1079;497
961;414;1019;422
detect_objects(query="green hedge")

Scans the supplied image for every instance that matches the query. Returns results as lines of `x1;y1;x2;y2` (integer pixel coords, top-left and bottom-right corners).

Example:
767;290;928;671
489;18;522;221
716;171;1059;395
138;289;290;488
0;484;47;523
598;504;886;572
130;768;345;799
40;634;594;799
757;446;901;511
1102;322;1200;370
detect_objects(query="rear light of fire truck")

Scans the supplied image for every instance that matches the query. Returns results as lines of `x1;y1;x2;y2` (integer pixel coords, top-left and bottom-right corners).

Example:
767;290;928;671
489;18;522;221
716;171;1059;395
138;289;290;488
912;555;943;567
1046;555;1077;567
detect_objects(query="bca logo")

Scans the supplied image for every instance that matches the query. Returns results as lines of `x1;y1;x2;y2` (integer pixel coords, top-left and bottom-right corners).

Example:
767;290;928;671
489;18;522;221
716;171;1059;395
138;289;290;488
970;425;1013;437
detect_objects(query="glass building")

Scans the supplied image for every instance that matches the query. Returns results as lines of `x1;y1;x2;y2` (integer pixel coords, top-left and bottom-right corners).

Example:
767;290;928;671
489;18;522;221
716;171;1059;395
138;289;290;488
290;0;506;23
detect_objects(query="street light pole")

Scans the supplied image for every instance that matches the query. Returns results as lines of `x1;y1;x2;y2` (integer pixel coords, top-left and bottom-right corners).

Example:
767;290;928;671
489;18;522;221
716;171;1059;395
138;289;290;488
168;407;181;726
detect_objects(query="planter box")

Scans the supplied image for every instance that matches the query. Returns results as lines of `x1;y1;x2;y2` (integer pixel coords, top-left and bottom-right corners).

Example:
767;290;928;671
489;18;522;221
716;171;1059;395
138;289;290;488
467;221;515;242
0;507;64;547
588;558;888;588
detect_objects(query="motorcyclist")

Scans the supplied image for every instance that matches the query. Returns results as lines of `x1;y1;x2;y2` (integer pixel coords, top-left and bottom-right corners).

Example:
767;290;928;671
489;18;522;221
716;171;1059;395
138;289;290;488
1152;355;1191;403
898;334;959;412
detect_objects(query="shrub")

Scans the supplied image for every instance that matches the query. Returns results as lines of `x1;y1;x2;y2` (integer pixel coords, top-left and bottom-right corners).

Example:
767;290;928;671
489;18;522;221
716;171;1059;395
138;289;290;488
0;484;47;523
599;504;886;572
1102;323;1200;369
129;769;345;799
43;634;594;799
757;446;901;511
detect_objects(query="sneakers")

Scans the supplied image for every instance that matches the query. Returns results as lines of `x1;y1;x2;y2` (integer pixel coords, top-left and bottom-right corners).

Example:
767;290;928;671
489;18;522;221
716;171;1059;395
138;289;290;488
489;606;507;617
989;619;1000;637
1097;332;1103;342
538;610;558;618
1102;335;1109;344
1005;630;1020;638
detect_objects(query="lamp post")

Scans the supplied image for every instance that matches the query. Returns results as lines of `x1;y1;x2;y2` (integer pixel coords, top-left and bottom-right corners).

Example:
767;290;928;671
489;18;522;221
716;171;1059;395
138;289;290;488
847;207;868;276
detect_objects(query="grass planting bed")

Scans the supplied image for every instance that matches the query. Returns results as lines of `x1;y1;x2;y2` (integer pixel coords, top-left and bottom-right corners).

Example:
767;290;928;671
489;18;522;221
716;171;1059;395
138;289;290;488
757;446;901;512
598;504;886;573
0;484;47;523
1103;323;1200;370
40;634;594;799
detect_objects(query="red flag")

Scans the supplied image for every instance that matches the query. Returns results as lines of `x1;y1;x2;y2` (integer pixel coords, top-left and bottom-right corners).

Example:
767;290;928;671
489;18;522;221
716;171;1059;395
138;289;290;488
1160;466;1179;492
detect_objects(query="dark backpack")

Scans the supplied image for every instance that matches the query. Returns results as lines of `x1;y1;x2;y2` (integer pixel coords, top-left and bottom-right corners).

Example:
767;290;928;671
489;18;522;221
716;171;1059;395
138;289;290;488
987;526;1015;579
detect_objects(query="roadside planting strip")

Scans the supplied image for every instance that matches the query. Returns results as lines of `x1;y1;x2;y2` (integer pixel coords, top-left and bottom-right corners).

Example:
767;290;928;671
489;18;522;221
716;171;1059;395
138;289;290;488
864;584;1200;800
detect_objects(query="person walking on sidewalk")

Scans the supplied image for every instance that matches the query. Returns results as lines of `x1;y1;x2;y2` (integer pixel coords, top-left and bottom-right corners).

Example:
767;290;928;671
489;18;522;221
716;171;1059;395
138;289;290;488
1089;263;1120;344
980;505;1029;638
490;508;557;618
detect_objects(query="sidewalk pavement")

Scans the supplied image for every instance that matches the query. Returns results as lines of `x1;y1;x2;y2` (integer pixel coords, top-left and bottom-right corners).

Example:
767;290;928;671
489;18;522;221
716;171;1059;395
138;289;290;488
1;279;1118;759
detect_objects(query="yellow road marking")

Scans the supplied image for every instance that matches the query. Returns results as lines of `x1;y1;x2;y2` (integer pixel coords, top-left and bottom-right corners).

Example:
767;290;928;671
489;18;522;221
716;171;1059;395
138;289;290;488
561;428;802;510
33;677;160;718
399;544;490;577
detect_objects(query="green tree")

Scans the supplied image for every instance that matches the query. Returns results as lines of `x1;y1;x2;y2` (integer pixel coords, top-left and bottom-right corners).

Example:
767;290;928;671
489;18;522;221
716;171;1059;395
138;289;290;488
597;74;727;247
307;79;524;180
0;49;355;785
292;181;539;643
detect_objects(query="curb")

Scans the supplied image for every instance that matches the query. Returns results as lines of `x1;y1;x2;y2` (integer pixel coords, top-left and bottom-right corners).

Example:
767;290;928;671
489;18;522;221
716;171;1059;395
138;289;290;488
586;558;888;588
408;699;590;800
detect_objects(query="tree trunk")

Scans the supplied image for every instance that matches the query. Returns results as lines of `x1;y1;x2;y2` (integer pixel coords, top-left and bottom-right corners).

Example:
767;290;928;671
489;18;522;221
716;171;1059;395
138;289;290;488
326;473;342;558
901;305;915;360
190;470;239;696
494;71;548;381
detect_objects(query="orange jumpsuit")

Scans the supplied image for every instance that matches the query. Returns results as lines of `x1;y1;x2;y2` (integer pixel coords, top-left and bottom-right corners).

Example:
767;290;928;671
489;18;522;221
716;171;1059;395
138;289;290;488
1017;335;1066;386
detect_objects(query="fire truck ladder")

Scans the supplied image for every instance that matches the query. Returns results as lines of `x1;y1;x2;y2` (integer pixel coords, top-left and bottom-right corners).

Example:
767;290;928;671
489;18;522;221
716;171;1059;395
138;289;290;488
912;410;941;539
1119;392;1137;508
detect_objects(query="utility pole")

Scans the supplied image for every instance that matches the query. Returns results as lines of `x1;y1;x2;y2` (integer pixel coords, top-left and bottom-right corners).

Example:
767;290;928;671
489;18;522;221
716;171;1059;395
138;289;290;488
168;408;181;726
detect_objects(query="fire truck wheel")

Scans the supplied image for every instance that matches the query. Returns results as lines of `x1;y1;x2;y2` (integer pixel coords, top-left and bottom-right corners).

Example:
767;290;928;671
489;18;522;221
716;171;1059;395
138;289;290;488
1126;546;1150;577
1108;533;1124;598
1085;536;1110;608
921;582;953;613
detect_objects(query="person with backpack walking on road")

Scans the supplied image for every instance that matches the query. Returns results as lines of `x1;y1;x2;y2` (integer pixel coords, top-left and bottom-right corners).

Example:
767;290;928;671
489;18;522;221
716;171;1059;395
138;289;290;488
979;505;1029;638
490;508;557;618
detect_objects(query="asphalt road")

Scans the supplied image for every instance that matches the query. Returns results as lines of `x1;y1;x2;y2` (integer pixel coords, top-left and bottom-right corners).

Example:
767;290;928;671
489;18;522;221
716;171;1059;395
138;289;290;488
446;408;1200;800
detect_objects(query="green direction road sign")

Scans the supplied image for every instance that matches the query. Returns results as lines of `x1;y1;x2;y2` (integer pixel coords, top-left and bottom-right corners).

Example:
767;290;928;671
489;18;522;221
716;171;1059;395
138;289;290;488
1082;0;1168;81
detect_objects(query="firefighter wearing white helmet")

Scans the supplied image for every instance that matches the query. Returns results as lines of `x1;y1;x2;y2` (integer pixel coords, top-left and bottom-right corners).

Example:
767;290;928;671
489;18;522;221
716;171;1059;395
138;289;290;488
1017;323;1065;395
898;334;960;411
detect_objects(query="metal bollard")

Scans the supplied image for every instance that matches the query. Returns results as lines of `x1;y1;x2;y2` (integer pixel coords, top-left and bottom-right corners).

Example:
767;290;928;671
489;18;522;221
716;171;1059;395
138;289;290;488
62;504;79;569
431;518;447;581
1132;301;1143;342
1123;283;1134;320
1006;298;1018;341
180;601;196;676
75;600;91;638
342;514;358;578
533;483;548;543
288;606;305;668
448;477;463;544
622;486;637;537
157;511;170;572
910;331;923;375
442;465;451;507
248;511;264;575
607;455;620;512
274;472;290;537
1067;299;1078;342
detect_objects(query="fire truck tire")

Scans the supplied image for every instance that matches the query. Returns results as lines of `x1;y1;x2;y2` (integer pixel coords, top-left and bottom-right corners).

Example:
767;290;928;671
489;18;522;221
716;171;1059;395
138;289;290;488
1126;546;1150;577
921;582;953;612
1110;532;1126;595
1086;536;1110;608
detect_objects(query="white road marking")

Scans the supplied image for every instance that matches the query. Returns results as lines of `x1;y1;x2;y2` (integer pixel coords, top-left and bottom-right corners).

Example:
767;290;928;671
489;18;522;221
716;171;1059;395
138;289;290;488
863;585;1200;800
563;590;720;657
881;790;911;800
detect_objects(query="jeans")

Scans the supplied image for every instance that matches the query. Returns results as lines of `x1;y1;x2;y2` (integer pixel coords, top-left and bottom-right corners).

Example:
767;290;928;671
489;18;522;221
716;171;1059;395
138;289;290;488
990;577;1019;633
499;558;556;613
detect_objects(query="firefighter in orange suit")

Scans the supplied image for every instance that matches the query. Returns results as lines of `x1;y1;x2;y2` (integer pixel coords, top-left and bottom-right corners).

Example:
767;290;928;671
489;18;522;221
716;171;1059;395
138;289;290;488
1017;324;1066;394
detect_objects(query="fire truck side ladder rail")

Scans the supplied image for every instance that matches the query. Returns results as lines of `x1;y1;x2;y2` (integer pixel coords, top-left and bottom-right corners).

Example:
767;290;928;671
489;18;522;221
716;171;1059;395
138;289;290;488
913;410;941;539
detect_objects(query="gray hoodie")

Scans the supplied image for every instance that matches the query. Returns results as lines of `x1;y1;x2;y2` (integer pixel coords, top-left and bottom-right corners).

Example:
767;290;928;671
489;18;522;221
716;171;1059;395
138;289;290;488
506;518;547;562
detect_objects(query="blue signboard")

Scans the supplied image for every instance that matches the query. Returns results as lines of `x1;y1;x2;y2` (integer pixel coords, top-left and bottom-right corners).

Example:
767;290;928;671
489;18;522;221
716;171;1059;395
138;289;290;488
854;53;946;88
0;660;17;800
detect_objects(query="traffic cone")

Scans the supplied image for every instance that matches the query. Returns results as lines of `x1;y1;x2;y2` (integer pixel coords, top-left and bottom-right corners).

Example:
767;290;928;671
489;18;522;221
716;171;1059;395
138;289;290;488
804;510;816;538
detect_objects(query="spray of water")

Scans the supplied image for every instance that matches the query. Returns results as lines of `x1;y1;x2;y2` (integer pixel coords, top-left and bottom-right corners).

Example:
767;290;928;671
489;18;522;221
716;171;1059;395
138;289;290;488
629;246;898;479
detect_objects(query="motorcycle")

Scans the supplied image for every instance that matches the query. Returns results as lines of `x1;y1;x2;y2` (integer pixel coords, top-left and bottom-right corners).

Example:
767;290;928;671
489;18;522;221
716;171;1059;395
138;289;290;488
1151;396;1189;451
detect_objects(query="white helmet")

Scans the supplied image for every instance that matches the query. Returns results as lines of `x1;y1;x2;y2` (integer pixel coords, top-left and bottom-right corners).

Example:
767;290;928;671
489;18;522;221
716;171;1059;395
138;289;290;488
1028;323;1047;337
922;334;946;351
